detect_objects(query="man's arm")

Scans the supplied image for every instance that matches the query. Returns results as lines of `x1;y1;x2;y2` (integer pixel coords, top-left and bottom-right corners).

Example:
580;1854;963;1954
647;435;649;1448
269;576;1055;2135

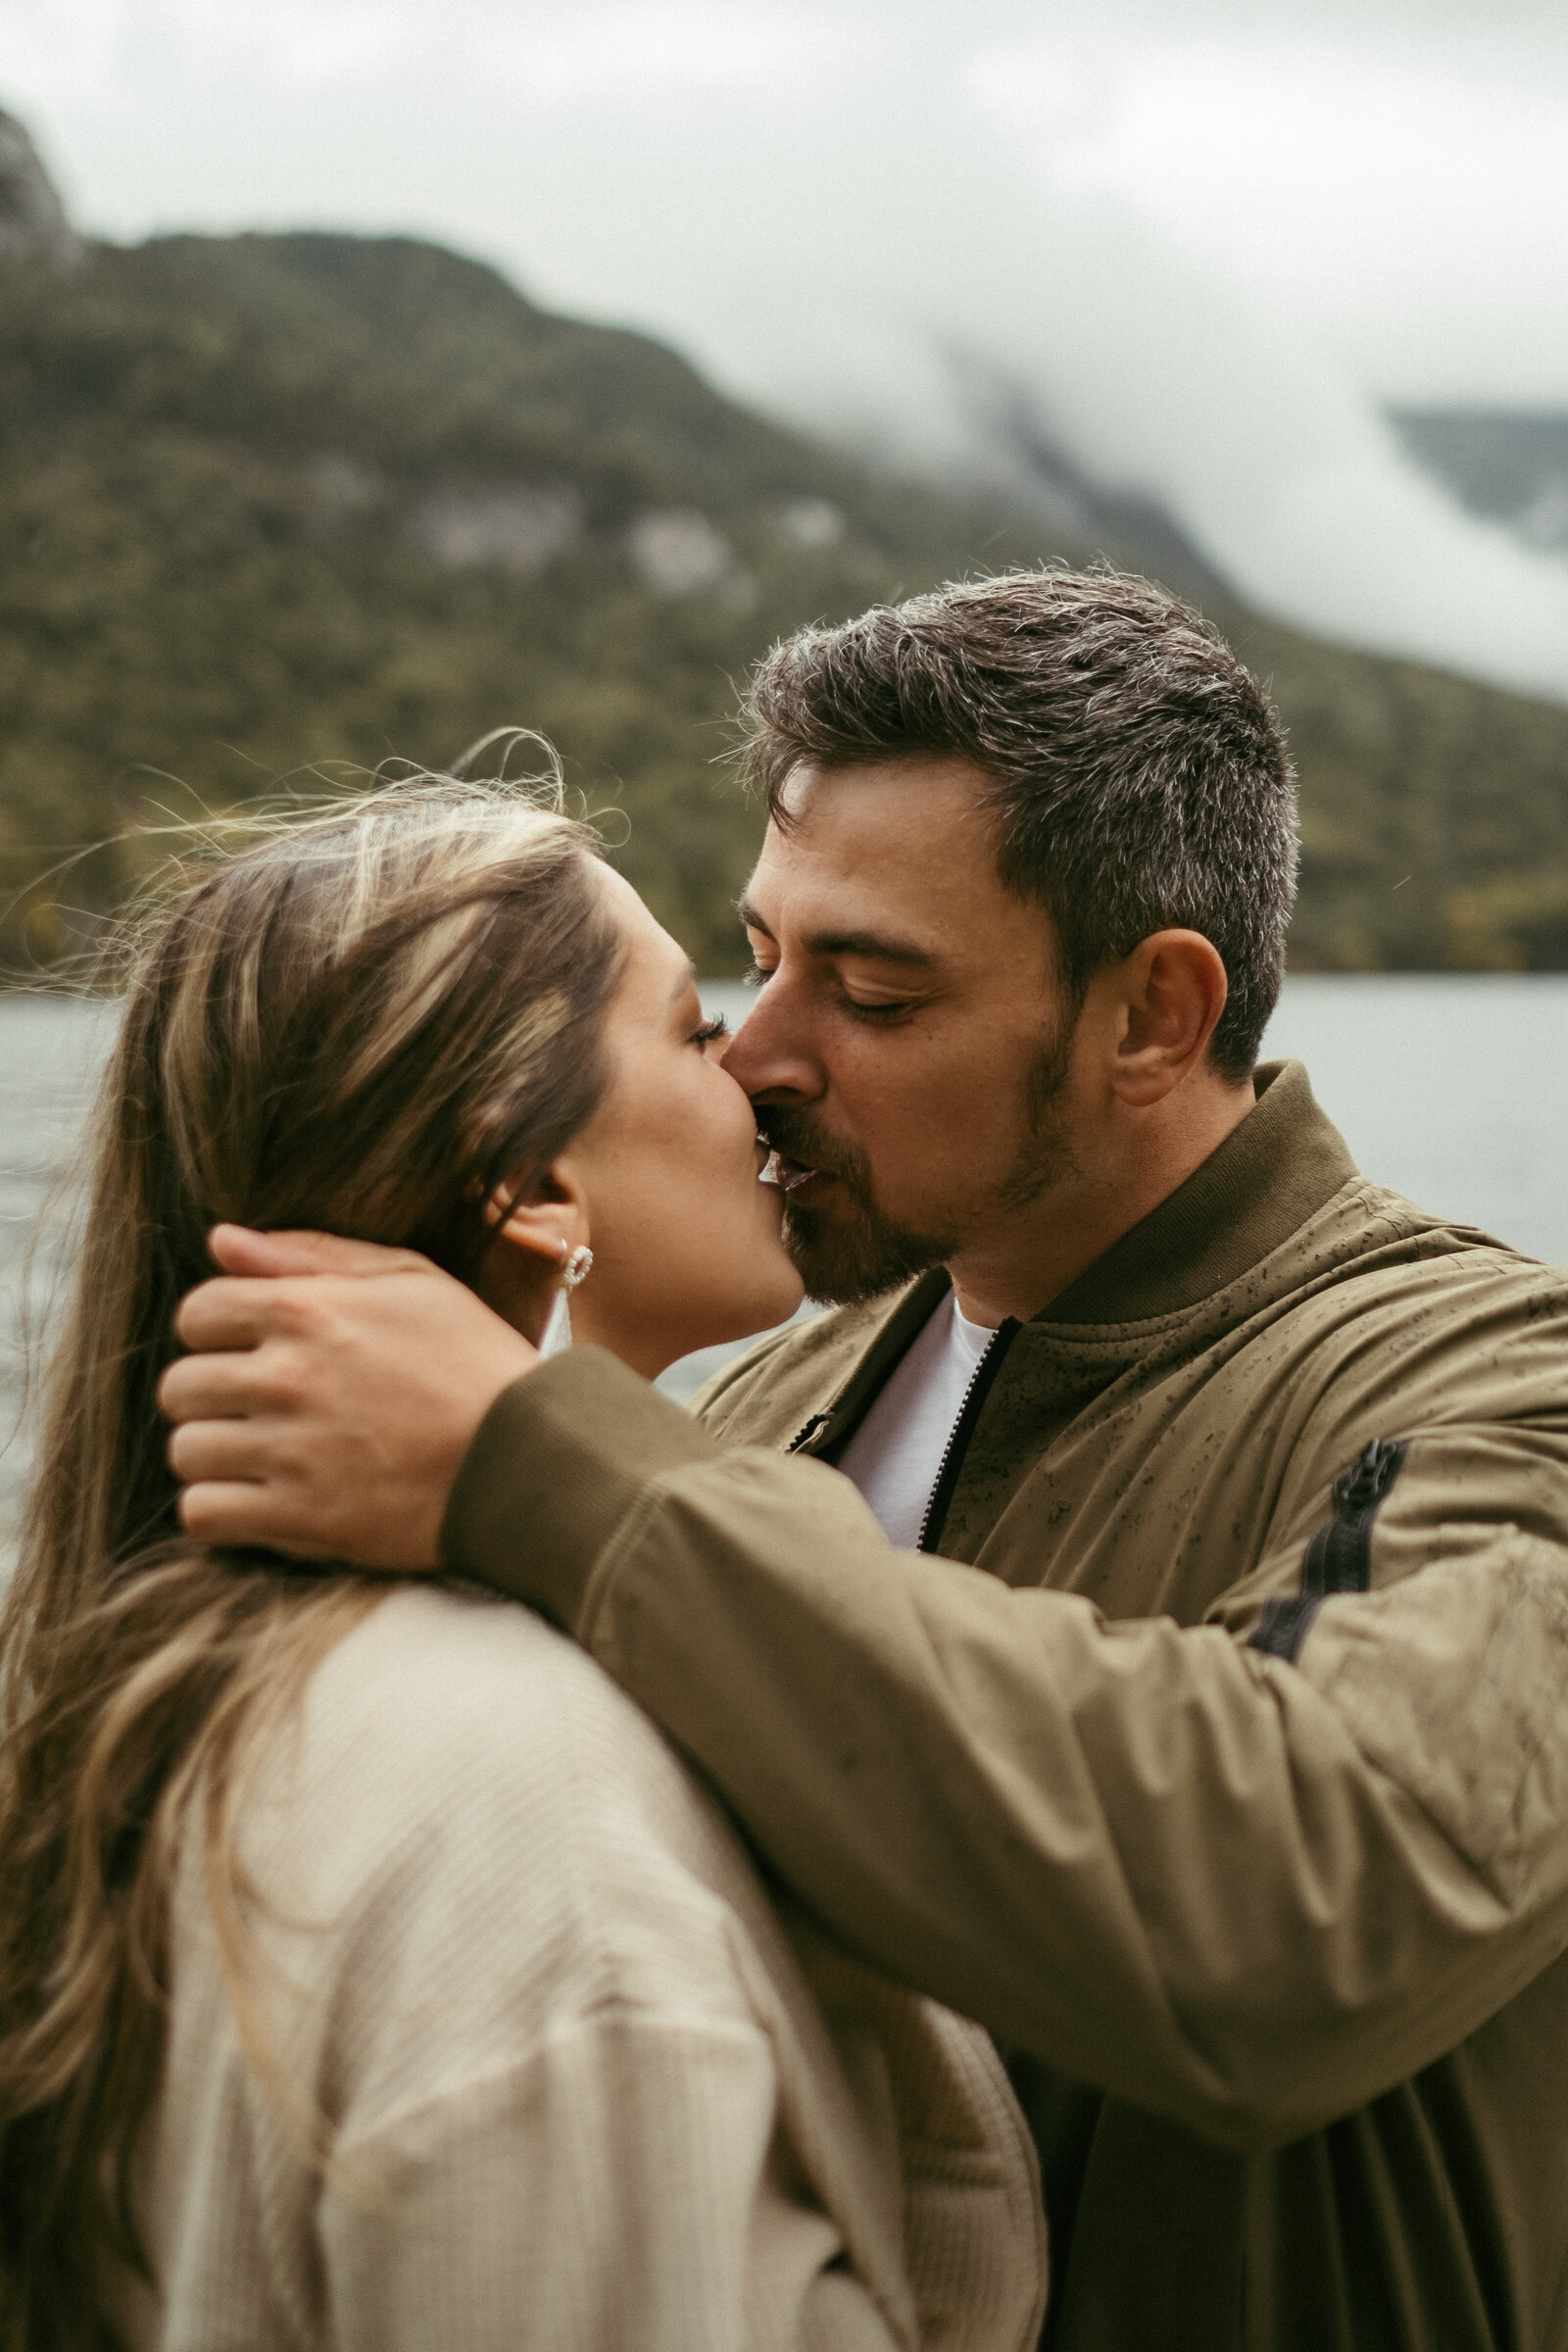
164;1231;1568;2151
440;1344;1568;2154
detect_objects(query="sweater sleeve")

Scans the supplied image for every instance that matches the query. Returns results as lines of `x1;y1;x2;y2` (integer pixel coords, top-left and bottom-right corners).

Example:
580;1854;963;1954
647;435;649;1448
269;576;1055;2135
442;1348;1568;2154
321;2006;897;2352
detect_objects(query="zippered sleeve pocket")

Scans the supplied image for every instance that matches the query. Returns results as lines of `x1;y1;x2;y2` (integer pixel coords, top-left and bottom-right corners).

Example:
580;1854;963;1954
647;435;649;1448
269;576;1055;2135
1250;1438;1408;1663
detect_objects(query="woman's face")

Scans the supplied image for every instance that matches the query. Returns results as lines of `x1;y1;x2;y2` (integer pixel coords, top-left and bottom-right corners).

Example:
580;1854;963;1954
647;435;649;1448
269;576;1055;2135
538;867;804;1379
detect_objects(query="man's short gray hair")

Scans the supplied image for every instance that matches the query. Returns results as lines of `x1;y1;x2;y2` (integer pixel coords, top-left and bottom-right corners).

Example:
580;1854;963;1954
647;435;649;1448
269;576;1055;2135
737;568;1298;1079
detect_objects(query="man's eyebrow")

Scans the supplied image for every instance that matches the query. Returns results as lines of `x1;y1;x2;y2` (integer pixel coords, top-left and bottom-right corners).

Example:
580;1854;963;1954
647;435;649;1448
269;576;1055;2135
737;901;937;968
808;930;937;967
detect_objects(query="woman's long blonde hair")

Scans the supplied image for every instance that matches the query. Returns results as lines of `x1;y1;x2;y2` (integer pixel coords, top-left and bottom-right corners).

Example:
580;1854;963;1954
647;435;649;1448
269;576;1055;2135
0;774;623;2351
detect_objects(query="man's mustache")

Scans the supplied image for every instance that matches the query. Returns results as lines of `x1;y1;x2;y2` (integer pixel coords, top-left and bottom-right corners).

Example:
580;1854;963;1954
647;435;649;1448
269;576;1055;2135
755;1107;866;1192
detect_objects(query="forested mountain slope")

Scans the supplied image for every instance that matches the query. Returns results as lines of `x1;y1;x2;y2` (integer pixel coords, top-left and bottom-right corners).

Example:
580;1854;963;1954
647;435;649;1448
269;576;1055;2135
2;224;1566;973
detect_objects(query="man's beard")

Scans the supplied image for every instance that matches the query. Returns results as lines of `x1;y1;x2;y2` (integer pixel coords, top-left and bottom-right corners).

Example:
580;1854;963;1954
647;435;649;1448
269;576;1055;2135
761;1108;956;1306
759;1025;1077;1308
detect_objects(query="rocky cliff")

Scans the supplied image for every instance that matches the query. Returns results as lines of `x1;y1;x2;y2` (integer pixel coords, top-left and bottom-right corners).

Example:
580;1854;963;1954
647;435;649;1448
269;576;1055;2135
0;110;79;270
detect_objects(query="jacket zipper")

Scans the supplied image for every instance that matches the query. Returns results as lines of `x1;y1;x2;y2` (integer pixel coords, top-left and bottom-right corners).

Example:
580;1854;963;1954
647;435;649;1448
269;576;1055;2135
1302;1437;1407;1593
1251;1436;1408;1662
917;1317;1022;1555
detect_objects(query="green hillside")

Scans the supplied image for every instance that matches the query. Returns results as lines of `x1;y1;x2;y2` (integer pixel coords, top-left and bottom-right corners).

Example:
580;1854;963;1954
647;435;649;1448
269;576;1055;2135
1;228;1566;975
1229;612;1568;970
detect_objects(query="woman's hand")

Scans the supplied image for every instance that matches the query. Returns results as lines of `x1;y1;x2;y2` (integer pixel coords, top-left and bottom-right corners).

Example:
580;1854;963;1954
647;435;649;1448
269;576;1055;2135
159;1226;538;1570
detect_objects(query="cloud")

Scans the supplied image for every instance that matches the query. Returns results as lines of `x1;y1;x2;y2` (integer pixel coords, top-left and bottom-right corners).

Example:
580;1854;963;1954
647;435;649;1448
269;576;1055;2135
4;0;1566;696
970;24;1568;401
484;7;808;98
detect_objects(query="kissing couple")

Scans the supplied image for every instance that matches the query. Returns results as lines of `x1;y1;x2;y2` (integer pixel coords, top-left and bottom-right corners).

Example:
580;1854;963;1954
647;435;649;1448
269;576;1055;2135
8;569;1568;2352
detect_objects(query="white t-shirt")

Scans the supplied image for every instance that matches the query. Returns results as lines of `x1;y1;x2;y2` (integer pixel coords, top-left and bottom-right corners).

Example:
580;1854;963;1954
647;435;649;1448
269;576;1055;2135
836;1292;1001;1549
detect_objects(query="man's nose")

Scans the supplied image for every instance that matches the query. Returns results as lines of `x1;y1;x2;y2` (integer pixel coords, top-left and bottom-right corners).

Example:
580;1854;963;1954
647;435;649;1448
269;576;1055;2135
719;988;824;1102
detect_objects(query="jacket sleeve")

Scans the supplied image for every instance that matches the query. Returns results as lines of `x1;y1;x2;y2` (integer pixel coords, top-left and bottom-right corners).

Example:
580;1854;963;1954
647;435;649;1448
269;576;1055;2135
440;1348;1568;2153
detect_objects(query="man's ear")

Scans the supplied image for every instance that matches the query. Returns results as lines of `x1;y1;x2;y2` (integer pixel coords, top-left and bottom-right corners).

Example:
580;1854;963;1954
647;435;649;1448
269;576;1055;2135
1106;930;1230;1107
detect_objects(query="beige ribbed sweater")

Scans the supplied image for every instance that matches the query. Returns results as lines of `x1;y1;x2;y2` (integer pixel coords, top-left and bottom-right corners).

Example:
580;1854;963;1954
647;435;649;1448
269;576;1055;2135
110;1587;1045;2352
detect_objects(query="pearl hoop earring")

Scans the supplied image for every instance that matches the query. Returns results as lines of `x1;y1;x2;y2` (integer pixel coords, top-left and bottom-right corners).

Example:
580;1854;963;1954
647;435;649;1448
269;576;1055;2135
560;1243;594;1290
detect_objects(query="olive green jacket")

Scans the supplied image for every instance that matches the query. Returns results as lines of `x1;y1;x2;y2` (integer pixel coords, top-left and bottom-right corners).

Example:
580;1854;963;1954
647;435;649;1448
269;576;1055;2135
443;1062;1568;2352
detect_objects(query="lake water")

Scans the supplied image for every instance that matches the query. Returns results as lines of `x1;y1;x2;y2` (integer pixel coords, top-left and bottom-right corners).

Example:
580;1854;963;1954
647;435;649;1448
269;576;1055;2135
5;975;1568;1560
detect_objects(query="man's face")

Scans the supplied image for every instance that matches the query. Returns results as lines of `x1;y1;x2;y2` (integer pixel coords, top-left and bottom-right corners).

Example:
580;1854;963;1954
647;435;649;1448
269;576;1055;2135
723;758;1081;1304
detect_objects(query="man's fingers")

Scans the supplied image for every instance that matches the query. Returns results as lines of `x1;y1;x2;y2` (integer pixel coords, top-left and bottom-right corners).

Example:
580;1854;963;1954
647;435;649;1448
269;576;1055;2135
206;1225;300;1277
159;1347;277;1421
172;1278;304;1353
177;1479;318;1557
167;1418;285;1485
164;1250;518;1571
172;1270;380;1354
177;1477;416;1569
208;1224;433;1279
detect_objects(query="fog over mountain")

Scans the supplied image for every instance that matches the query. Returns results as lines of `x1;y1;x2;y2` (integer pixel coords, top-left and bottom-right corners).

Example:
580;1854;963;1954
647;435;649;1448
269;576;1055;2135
667;175;1568;706
1391;412;1568;562
6;0;1568;697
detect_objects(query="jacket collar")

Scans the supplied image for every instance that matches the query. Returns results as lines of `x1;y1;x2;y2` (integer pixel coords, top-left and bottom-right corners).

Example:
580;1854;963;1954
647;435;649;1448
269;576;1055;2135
1042;1059;1356;1327
786;1060;1357;1461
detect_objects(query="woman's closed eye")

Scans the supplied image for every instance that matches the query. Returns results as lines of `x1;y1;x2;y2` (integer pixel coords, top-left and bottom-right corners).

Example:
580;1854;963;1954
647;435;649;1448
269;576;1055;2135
691;1013;730;1047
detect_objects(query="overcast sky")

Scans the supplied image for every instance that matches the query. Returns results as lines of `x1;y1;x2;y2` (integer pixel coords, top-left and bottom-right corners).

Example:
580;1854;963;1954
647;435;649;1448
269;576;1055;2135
9;0;1568;697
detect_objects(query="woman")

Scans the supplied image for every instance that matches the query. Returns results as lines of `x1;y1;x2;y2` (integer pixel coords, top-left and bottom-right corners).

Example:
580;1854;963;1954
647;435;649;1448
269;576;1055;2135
0;776;1045;2352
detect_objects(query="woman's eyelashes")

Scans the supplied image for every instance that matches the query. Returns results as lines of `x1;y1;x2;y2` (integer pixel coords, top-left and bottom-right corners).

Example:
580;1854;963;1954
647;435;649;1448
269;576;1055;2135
691;1013;730;1047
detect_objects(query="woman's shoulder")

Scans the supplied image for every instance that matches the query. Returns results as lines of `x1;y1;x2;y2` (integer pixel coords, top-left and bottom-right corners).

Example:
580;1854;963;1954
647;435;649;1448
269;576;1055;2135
304;1580;657;1766
241;1584;754;1998
285;1582;707;1858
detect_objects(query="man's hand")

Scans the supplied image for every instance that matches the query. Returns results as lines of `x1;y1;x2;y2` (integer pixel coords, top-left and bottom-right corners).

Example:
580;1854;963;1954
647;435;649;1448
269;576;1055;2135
159;1226;537;1569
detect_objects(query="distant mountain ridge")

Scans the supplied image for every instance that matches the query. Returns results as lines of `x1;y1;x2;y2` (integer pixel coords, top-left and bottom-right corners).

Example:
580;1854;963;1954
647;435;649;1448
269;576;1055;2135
1;114;1567;975
0;226;1069;968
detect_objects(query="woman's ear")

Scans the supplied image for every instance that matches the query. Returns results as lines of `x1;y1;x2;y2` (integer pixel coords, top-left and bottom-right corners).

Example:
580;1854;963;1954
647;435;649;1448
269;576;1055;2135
487;1171;588;1260
476;1163;590;1342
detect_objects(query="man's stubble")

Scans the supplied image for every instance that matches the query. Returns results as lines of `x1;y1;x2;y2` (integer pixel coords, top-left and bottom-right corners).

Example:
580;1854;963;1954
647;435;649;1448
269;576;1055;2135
763;1022;1078;1307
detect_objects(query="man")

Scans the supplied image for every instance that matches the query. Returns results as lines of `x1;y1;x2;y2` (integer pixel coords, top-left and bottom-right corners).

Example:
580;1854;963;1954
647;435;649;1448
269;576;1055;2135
164;572;1568;2352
